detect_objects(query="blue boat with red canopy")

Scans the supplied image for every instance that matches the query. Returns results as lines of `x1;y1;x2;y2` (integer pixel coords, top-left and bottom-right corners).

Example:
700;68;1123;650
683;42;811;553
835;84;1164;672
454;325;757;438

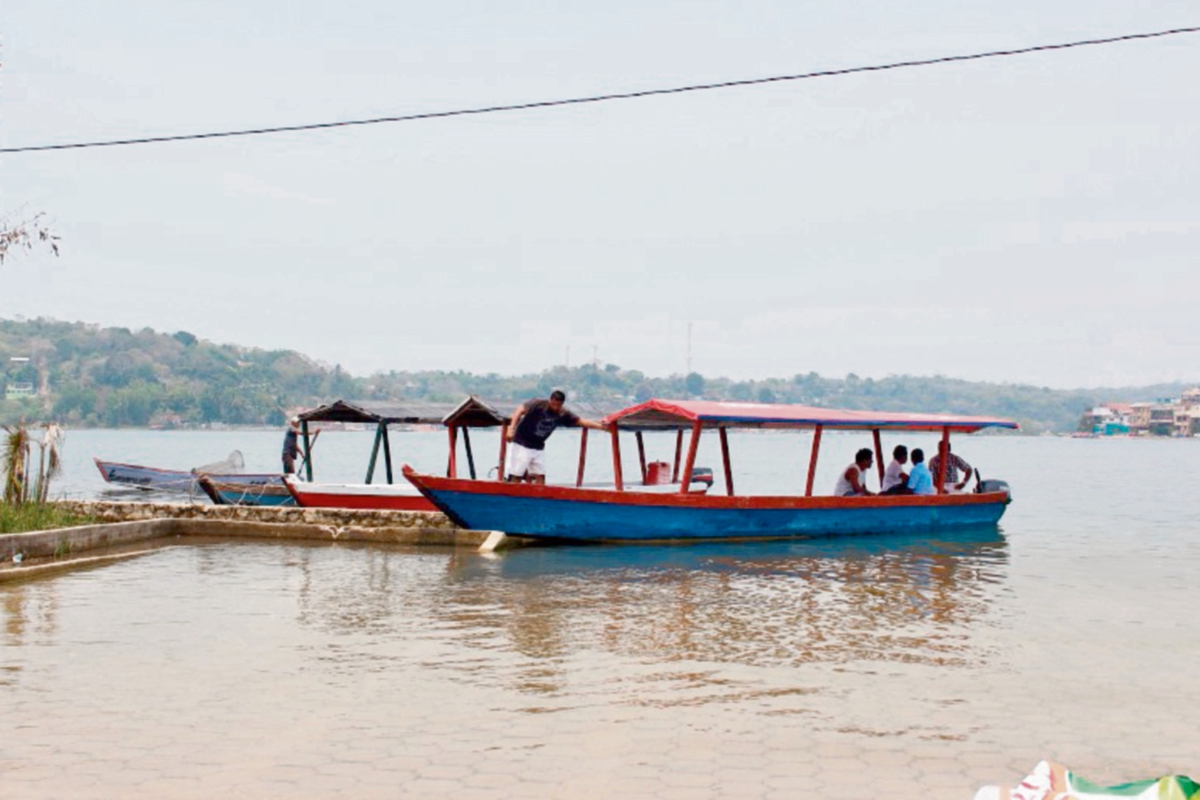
401;399;1018;542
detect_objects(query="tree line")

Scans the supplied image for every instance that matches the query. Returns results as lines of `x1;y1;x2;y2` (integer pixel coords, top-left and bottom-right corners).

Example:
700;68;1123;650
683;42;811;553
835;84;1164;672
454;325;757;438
0;317;1190;433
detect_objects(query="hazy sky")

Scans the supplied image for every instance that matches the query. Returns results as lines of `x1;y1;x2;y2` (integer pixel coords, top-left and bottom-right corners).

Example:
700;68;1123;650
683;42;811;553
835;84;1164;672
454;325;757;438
2;1;1197;388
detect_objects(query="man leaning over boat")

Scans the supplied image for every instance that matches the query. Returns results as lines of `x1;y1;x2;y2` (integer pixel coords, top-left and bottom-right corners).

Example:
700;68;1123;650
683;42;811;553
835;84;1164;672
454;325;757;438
506;390;608;484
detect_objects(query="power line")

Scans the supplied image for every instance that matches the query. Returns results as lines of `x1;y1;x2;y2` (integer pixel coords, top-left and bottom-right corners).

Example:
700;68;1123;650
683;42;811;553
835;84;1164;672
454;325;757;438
3;25;1198;154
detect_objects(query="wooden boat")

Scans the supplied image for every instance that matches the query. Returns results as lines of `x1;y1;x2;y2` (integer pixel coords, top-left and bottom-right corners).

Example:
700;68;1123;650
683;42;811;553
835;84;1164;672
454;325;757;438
401;399;1018;542
283;477;432;511
94;455;281;494
198;475;296;507
282;396;521;512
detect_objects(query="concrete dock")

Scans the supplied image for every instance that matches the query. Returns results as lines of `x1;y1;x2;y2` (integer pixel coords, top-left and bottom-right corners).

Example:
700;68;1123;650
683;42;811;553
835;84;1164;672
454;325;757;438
0;500;505;582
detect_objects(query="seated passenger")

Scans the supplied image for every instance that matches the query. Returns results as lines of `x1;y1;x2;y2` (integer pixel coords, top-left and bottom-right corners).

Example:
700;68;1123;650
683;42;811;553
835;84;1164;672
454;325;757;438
906;448;935;495
929;441;973;493
834;448;875;497
881;445;911;495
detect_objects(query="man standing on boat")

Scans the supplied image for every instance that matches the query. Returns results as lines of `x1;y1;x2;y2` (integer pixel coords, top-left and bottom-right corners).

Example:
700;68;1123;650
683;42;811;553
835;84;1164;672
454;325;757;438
929;441;973;493
505;390;607;484
282;417;302;475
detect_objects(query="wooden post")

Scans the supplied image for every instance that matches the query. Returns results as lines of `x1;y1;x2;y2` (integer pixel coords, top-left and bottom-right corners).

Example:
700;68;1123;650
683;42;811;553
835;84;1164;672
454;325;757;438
576;428;589;488
301;420;313;482
805;425;823;497
382;424;394;484
610;423;624;491
366;424;383;484
679;420;703;493
636;431;648;484
498;422;508;481
872;428;884;487
672;430;683;482
936;426;950;495
462;427;476;480
719;427;734;496
447;426;458;479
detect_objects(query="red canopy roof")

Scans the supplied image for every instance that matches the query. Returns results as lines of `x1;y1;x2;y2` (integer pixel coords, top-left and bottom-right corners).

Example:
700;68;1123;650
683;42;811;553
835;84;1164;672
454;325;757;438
604;399;1019;433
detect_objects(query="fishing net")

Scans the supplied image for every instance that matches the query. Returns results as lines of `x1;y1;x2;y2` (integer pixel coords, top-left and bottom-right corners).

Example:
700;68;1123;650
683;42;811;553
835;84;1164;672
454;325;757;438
191;450;245;476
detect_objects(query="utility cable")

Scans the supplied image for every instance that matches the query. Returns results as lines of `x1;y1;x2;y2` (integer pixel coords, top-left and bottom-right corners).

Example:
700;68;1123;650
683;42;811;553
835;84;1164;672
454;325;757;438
2;25;1197;154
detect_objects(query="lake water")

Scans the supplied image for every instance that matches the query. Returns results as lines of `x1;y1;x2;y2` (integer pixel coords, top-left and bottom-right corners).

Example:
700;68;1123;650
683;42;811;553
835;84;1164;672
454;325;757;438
3;429;1200;798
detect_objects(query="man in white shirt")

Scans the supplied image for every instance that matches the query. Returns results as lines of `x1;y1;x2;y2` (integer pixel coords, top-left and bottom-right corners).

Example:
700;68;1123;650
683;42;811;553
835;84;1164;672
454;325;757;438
881;445;910;495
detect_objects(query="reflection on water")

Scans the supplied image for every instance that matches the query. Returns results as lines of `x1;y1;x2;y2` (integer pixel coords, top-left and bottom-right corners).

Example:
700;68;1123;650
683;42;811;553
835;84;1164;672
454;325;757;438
281;528;1008;707
6;436;1200;798
5;520;1200;798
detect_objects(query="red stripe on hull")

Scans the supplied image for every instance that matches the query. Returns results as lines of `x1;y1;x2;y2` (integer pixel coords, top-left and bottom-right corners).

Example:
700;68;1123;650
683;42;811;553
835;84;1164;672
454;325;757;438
285;485;434;512
403;467;1007;511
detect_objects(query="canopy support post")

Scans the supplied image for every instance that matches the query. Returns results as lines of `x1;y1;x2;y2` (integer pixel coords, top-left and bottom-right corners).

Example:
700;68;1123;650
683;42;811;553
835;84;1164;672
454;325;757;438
719;427;734;496
301;421;313;482
635;431;648;484
672;430;683;482
576;428;588;488
447;426;458;479
382;423;394;484
366;424;383;484
610;423;624;491
872;428;884;487
462;426;476;480
679;420;702;494
936;426;950;495
498;422;508;481
805;425;823;497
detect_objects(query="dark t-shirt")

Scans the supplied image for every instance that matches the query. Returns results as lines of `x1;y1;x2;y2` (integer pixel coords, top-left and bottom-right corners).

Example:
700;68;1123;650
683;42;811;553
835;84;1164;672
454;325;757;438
512;399;580;451
282;429;300;459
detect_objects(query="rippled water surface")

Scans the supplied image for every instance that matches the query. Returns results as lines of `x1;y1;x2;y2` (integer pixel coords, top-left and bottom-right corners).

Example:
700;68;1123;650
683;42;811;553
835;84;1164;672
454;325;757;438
3;432;1200;798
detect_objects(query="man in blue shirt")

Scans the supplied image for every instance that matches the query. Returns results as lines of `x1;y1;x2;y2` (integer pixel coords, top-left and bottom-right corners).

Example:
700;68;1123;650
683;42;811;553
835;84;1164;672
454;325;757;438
906;448;935;495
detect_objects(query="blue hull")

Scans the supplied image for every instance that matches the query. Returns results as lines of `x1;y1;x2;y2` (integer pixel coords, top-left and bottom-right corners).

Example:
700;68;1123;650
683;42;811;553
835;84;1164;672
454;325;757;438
210;487;296;507
416;483;1010;542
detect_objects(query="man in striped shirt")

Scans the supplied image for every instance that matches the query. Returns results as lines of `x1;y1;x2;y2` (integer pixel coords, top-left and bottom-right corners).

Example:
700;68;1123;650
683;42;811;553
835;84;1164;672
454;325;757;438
928;441;973;493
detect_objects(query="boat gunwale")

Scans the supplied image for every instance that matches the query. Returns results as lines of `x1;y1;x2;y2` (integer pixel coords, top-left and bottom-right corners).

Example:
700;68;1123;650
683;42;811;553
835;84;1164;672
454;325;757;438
94;457;278;482
402;466;1010;511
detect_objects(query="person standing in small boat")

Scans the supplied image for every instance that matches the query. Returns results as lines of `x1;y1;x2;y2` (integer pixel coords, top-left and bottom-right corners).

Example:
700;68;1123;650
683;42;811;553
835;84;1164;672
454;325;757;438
881;445;911;495
929;441;973;493
834;448;875;496
506;390;608;484
282;417;302;475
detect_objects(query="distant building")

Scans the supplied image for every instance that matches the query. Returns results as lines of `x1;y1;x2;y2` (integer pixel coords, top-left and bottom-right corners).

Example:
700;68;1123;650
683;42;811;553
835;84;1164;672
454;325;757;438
1175;389;1200;437
4;382;35;401
1081;403;1132;435
1119;390;1200;437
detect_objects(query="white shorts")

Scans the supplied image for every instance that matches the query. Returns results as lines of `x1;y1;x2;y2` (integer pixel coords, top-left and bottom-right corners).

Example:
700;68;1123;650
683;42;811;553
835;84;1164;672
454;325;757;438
506;443;546;477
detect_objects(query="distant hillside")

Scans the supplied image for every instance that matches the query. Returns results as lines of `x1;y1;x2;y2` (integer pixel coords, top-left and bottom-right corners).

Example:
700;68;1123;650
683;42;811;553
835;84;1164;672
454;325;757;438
0;318;355;427
0;317;1193;432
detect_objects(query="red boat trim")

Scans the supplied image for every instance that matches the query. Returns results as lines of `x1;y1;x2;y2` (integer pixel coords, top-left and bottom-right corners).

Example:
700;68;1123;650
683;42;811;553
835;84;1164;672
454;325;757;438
603;399;1019;432
402;466;1007;511
286;480;436;511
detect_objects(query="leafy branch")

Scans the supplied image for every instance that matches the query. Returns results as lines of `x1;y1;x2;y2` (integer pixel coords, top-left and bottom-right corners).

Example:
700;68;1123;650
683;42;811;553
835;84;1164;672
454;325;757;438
0;213;60;263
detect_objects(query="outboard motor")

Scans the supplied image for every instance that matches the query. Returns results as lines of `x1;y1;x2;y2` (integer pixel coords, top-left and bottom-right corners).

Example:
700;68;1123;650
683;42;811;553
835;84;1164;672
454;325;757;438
976;478;1011;500
690;467;715;490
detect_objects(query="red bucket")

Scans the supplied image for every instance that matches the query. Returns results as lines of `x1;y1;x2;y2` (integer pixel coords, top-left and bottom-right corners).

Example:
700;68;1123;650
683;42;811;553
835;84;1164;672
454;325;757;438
645;461;672;485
